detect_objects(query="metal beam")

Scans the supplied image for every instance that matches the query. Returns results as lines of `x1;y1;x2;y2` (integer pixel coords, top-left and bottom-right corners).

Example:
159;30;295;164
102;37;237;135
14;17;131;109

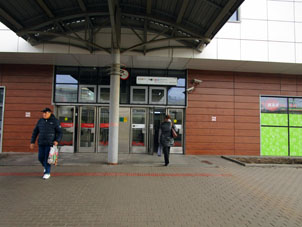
108;0;120;49
77;0;87;12
25;30;110;53
176;0;189;24
123;13;208;42
121;36;202;53
17;12;109;36
204;0;237;38
146;0;152;14
204;0;222;9
0;8;23;30
36;0;54;18
144;0;152;55
171;0;189;37
35;0;66;32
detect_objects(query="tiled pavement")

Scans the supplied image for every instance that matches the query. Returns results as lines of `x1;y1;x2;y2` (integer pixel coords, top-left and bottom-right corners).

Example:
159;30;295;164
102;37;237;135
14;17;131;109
0;153;302;227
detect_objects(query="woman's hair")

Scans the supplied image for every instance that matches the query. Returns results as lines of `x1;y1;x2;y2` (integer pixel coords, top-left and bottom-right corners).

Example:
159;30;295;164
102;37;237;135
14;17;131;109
165;115;171;120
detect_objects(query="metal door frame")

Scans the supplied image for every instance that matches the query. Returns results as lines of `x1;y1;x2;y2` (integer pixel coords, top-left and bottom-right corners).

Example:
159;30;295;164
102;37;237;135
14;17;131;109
77;106;97;152
168;108;184;154
148;108;154;154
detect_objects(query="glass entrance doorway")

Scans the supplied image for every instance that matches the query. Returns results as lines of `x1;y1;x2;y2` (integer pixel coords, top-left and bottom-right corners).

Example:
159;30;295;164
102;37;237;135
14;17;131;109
130;108;147;153
97;107;130;153
56;106;184;154
168;109;184;154
79;106;96;152
149;108;166;155
57;106;75;153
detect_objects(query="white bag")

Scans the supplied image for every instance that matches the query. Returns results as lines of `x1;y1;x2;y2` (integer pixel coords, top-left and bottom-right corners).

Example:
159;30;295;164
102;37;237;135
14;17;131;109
48;145;58;165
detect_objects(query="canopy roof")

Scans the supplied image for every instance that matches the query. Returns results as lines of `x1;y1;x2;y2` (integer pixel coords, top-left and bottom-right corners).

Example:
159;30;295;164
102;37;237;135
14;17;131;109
0;0;244;54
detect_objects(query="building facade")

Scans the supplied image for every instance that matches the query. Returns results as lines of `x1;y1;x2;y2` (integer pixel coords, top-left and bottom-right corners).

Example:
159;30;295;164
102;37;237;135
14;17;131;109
0;0;302;156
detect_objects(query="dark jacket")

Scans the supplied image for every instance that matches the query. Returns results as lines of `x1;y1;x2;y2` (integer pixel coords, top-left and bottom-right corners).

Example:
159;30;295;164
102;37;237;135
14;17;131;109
31;114;62;146
159;121;176;147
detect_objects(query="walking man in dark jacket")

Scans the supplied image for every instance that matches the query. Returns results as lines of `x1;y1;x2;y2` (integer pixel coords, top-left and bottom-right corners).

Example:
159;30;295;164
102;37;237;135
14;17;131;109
30;107;62;179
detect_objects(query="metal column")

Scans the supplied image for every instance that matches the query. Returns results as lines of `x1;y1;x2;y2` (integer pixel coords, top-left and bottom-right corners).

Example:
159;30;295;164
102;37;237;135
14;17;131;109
108;49;120;164
107;0;121;164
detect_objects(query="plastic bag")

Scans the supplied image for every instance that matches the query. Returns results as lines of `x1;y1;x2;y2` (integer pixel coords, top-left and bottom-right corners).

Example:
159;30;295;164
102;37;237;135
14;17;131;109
48;145;58;165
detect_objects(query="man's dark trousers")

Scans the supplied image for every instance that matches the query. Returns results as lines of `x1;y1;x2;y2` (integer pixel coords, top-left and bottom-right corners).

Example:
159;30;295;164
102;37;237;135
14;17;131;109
38;145;51;174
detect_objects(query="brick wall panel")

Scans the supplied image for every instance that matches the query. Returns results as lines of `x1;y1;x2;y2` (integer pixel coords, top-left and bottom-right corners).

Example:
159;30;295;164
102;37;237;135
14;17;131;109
0;64;53;153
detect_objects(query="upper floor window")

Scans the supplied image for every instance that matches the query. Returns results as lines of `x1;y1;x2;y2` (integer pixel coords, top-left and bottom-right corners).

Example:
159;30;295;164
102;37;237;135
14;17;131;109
229;10;239;22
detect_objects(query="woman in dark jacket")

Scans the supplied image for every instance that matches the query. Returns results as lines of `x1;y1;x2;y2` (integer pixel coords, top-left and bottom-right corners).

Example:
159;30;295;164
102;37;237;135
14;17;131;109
159;115;176;166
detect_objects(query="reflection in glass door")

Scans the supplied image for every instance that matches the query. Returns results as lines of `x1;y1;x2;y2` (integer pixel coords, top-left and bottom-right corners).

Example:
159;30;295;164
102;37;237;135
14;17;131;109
131;108;147;153
168;109;183;154
149;108;166;154
98;107;109;152
57;106;75;153
79;106;96;152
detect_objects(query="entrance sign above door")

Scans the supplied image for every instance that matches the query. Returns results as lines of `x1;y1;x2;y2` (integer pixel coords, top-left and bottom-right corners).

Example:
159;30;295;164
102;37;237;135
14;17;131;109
136;76;177;86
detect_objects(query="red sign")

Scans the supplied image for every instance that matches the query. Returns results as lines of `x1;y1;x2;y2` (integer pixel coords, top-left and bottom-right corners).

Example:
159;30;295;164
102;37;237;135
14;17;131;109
265;99;280;112
81;123;95;128
100;123;109;128
121;69;129;80
61;123;73;128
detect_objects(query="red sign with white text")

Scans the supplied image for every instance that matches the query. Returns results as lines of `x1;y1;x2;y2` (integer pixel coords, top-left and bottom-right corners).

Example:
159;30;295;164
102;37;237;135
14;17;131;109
81;123;95;128
61;123;73;128
100;123;109;128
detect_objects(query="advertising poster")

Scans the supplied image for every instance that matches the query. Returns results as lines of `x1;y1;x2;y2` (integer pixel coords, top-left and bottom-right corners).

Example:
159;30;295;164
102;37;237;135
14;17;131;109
261;127;288;156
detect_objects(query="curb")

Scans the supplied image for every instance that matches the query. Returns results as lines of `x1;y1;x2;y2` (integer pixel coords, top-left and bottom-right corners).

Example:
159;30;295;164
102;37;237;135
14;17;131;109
221;156;302;168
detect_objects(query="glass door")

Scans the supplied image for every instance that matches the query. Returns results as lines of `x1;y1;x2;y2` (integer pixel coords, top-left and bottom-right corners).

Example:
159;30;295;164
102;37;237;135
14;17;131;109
97;107;109;153
131;108;147;153
168;109;184;154
78;106;96;152
57;106;75;153
149;108;166;155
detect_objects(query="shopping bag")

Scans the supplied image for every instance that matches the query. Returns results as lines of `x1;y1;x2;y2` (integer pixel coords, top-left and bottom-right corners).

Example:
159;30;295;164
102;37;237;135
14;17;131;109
171;128;178;139
48;145;58;165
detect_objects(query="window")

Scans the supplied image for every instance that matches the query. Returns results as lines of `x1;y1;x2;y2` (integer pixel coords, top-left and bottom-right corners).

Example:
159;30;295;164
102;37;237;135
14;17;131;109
260;96;302;157
149;87;166;105
131;86;148;104
168;87;185;105
98;85;110;103
55;67;79;103
79;85;96;103
54;66;187;106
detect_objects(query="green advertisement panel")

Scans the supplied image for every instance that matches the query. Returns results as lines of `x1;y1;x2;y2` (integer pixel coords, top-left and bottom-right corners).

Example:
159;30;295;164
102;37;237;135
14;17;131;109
289;114;302;127
261;127;288;156
261;113;288;126
289;128;302;156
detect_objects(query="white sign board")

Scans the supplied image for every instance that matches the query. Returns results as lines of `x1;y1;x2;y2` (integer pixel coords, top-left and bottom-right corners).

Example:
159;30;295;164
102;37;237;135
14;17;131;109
25;112;31;118
132;124;145;129
136;76;177;86
211;116;216;122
